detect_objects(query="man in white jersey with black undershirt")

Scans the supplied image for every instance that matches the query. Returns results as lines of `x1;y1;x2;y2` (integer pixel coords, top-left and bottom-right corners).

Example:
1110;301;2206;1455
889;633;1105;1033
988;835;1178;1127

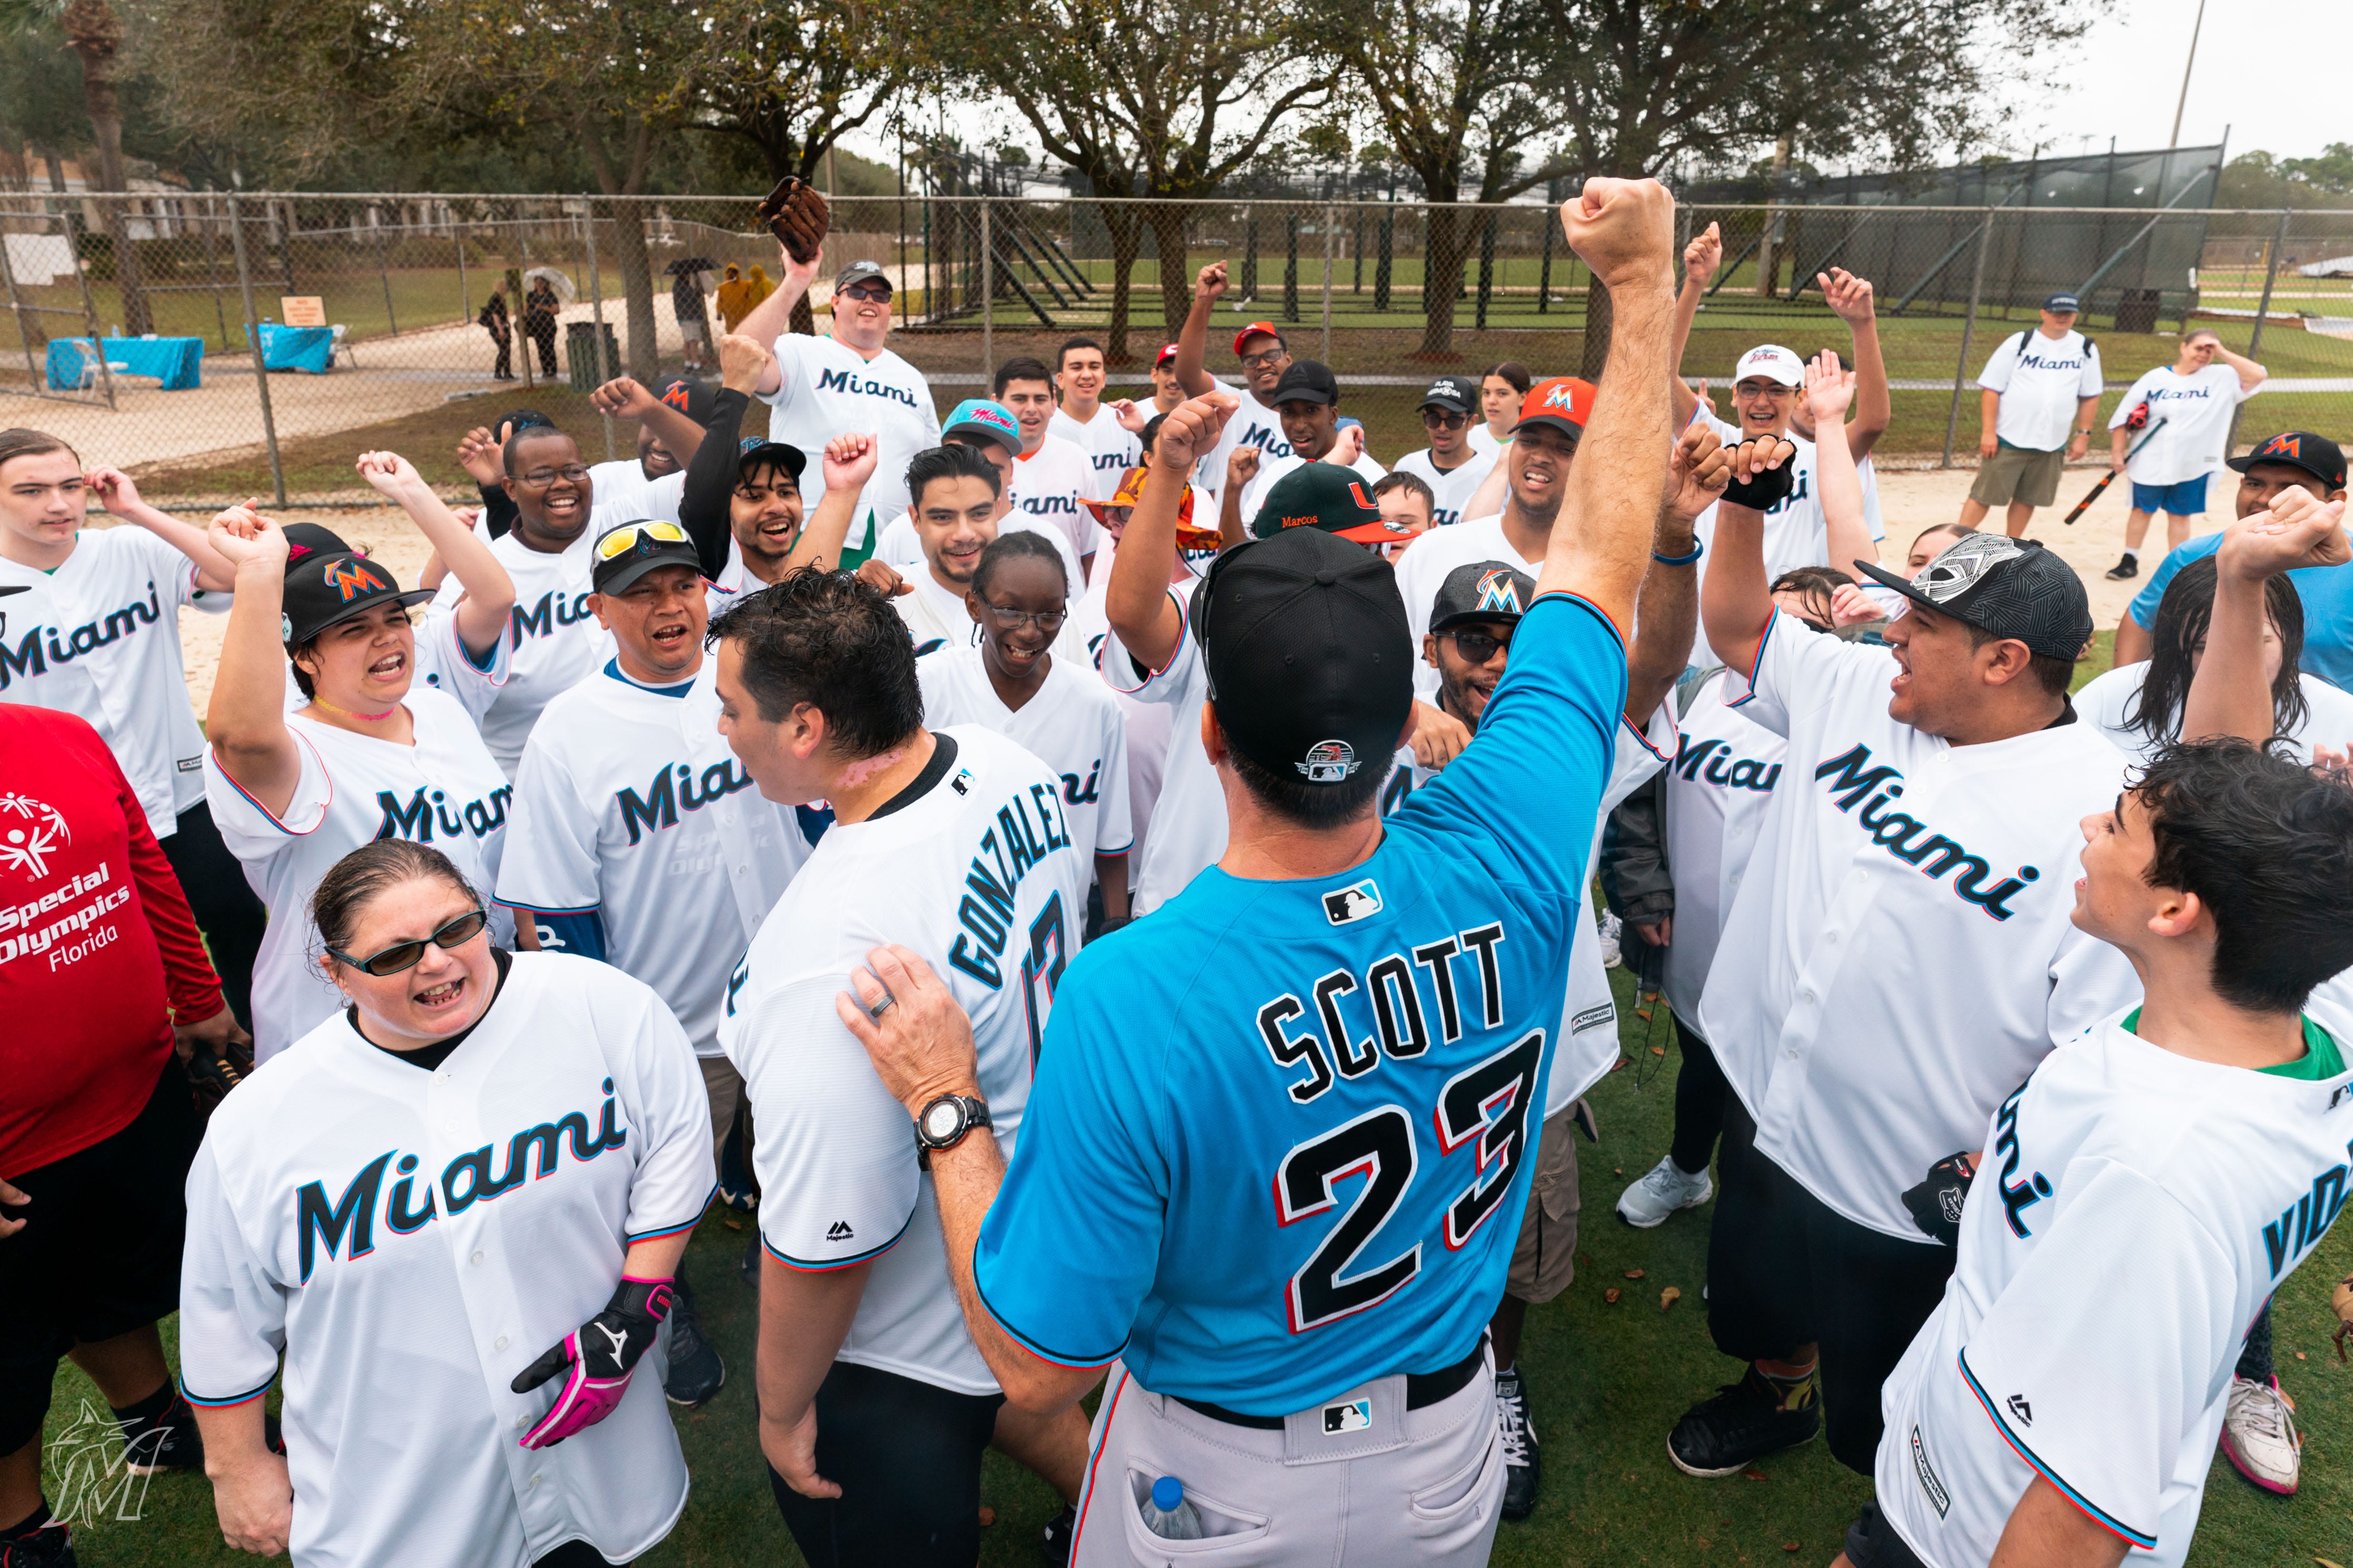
711;569;1091;1567
1047;336;1144;503
1393;375;1500;530
1224;360;1387;537
582;373;717;525
1845;488;2353;1568
734;254;942;567
992;357;1099;565
1667;410;2136;1483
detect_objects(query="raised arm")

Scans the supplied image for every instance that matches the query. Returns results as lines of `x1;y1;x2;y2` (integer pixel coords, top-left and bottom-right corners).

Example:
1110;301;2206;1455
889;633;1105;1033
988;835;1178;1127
681;382;752;577
86;467;240;591
1536;178;1679;630
203;509;301;813
1172;262;1227;399
2182;487;2349;743
1461;452;1511;523
1627;423;1727;724
1822;268;1890;457
589;376;708;465
2213;340;2268;395
730;245;825;396
1802;349;1877;570
786;435;880;573
1700;441;1798;675
1112;393;1237;670
355;452;515;659
1668;223;1720;431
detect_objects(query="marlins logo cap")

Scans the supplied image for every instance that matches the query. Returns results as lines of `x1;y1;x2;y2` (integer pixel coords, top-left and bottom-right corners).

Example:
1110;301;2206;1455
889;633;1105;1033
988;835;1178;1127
1251;462;1394;544
276;524;434;646
1430;560;1537;634
1854;533;2091;662
2228;430;2346;491
1192;527;1413;790
1514;376;1594;439
654;377;714;425
941;398;1024;457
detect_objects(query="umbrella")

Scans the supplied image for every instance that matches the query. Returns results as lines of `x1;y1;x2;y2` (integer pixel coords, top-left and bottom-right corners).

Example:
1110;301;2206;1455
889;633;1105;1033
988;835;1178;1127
522;265;576;302
666;257;720;277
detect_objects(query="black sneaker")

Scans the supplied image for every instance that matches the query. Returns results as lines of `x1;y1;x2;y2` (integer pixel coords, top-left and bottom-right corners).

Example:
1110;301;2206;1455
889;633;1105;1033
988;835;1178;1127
120;1391;203;1476
1666;1366;1820;1477
1039;1503;1076;1565
663;1272;725;1407
0;1521;74;1568
741;1233;763;1291
1496;1367;1540;1520
2105;555;2138;581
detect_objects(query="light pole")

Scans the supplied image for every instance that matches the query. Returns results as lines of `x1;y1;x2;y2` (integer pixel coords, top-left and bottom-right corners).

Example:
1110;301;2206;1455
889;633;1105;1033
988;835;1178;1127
2169;0;2209;148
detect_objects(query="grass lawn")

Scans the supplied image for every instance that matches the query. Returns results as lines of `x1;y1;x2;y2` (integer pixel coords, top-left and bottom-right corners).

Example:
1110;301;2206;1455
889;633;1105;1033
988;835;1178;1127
38;630;2353;1565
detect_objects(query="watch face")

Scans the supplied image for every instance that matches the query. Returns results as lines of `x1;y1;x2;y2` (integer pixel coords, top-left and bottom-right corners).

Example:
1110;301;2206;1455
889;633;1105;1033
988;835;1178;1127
921;1100;961;1142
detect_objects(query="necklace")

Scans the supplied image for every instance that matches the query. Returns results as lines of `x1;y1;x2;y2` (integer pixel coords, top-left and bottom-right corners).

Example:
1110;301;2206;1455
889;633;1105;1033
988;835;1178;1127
309;694;400;723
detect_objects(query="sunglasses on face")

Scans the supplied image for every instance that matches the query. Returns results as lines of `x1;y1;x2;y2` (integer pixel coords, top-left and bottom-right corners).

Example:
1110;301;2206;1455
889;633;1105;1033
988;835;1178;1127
520;464;590;486
981;602;1067;633
1447;626;1514;664
838;282;892;304
327;908;489;977
1422;409;1469;430
594;519;689;560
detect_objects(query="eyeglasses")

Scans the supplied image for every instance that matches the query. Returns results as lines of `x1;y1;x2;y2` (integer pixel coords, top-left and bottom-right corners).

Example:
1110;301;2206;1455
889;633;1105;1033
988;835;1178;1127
1447;627;1514;664
519;464;590;486
838;282;892;303
594;519;689;560
1238;348;1289;369
326;908;489;977
980;602;1067;633
1421;409;1469;430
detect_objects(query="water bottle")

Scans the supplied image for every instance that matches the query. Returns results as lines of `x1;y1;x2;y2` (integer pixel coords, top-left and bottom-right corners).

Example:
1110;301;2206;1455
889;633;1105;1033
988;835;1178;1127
1139;1474;1204;1540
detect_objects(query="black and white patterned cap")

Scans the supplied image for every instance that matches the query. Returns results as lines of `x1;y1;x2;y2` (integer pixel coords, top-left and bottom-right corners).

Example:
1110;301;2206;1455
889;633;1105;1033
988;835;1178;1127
1854;534;2091;661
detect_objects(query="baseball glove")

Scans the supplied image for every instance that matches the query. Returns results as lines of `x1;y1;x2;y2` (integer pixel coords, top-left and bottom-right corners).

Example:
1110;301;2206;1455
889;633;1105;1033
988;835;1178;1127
1900;1151;1978;1248
2122;399;2152;433
760;175;831;265
182;1037;253;1120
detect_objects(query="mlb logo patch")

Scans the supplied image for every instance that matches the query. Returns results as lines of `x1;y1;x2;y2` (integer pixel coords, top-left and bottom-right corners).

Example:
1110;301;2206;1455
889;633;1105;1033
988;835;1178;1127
1323;880;1382;926
1322;1399;1372;1435
1297;738;1358;783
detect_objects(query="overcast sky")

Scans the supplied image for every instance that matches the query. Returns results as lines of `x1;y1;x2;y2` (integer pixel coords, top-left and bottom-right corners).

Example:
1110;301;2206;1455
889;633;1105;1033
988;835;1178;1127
2022;0;2348;162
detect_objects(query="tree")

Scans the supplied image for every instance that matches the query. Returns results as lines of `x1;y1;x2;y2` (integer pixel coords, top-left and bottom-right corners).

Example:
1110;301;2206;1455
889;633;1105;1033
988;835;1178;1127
960;0;1331;356
1313;0;1574;357
1532;0;2104;372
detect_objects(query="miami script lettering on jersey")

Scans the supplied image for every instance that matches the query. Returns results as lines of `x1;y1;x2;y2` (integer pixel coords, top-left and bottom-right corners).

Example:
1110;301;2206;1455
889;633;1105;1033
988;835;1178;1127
615;756;759;845
1020;494;1081;517
1813;744;2039;920
816;367;923;410
375;782;513;844
2262;1150;2350;1280
1059;761;1103;807
1988;1078;2051;1237
949;780;1074;989
1672;733;1780;793
510;588;597;647
0;580;162;691
295;1078;628;1281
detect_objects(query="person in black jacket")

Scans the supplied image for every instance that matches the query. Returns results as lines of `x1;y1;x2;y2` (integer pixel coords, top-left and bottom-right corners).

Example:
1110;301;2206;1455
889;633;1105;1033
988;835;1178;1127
478;289;513;381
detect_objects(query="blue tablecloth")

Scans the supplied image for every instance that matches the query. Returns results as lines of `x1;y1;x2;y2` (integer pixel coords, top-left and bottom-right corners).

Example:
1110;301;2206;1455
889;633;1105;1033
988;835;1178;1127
256;322;334;374
44;336;204;391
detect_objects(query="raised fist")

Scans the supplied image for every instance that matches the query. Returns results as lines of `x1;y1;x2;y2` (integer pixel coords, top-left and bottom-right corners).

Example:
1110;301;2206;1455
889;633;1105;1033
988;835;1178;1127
1562;178;1676;292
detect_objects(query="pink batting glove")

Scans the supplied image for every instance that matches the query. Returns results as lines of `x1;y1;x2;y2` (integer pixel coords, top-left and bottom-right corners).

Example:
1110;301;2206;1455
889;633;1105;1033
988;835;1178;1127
511;1275;673;1449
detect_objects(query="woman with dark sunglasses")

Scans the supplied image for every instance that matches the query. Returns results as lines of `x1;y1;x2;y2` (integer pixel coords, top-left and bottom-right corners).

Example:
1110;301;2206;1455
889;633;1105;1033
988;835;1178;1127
179;840;715;1568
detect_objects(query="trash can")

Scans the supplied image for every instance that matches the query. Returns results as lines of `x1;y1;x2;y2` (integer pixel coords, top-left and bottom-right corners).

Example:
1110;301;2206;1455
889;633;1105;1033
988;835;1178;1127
565;321;621;390
2114;288;2162;335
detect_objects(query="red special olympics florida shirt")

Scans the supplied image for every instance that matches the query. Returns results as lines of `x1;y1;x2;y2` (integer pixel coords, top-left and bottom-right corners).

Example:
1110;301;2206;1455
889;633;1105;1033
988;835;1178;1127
1;703;224;1174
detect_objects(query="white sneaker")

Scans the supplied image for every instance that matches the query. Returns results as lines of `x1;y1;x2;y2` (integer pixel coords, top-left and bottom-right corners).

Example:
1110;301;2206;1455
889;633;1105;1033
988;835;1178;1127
1615;1156;1713;1229
1599;909;1623;968
2220;1375;2300;1494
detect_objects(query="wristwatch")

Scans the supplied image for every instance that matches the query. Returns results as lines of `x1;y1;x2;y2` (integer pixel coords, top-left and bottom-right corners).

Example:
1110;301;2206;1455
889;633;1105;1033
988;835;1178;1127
914;1093;992;1154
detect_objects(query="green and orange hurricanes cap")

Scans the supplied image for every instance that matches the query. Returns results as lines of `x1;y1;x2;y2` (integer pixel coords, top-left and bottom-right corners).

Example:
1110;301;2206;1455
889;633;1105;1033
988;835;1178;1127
1250;462;1397;545
1513;376;1594;438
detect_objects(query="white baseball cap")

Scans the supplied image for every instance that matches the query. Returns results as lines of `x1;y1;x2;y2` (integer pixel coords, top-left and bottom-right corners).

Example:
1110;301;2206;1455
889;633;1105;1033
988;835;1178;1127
1733;345;1804;387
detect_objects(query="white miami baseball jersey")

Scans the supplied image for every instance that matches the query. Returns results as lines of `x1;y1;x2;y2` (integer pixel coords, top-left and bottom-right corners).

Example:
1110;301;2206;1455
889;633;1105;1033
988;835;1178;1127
1008;434;1100;561
2075;661;2353;768
1695;612;2139;1240
1236;448;1387;528
207;643;517;1062
1049;403;1142;500
1876;1013;2353;1567
2109;362;2251;487
0;526;228;837
1068;533;1178;883
1659;668;1787;1026
585;458;684;525
1976;328;2102;452
883;542;1089;668
1200;381;1292;504
758;333;942;542
1098;581;1220;916
720;725;1089;1393
1393;446;1500;530
1693;413;1887;576
496;659;819;1055
1385;707;1674;1112
1467;423;1508;458
917;645;1131;865
179;952;714;1568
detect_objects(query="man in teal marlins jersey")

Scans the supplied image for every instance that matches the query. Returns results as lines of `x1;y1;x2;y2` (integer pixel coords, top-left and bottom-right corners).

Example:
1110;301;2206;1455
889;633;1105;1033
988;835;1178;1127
835;178;1710;1567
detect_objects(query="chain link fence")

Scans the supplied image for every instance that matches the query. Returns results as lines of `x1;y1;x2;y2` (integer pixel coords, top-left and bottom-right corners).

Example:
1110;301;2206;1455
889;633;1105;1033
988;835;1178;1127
3;191;2349;506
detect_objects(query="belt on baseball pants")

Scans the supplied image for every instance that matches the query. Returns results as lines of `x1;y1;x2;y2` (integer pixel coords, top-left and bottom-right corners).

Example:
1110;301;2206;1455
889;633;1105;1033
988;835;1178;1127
1172;1336;1488;1430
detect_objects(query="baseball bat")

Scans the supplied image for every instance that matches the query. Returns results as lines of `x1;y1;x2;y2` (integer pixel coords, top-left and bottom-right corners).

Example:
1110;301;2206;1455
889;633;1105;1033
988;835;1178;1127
2061;415;2168;524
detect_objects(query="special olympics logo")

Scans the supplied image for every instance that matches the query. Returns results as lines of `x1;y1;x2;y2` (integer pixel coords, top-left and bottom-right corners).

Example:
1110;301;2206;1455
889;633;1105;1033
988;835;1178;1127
0;792;68;880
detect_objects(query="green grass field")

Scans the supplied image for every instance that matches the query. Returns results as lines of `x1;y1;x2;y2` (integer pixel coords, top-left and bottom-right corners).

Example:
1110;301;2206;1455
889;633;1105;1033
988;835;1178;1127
36;636;2353;1566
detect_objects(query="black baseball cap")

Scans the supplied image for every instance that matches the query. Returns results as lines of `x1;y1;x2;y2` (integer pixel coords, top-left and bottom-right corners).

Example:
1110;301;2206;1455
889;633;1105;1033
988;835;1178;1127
2042;292;2081;314
1193;527;1413;787
1419;375;1477;415
1250;462;1393;544
2228;431;2347;491
1271;360;1340;407
736;435;809;481
591;519;703;595
1854;534;2091;661
279;525;434;645
1431;561;1537;633
654;377;716;425
833;259;891;296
